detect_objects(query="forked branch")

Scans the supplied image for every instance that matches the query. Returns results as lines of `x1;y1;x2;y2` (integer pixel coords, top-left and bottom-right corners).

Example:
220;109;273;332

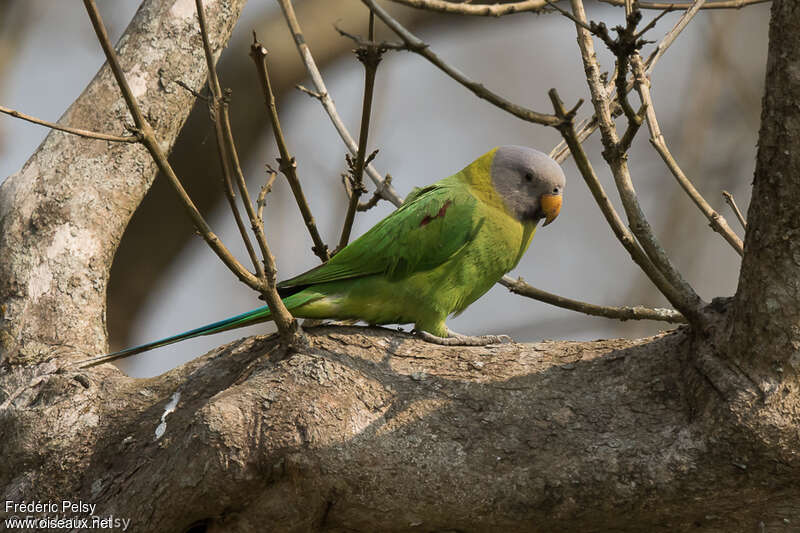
630;53;744;256
250;36;330;262
338;13;383;250
362;0;562;127
277;0;403;207
568;0;705;323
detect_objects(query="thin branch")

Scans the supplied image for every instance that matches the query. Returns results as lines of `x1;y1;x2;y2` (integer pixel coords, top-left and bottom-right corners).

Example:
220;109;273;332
0;104;141;143
600;0;768;9
362;0;561;127
296;84;323;99
644;0;707;74
500;276;686;323
389;0;768;14
388;0;549;16
276;0;403;207
339;13;383;250
197;0;289;289
550;0;711;164
257;170;278;223
568;0;705;323
81;0;269;299
630;54;744;256
543;0;594;30
196;0;263;278
250;36;330;262
210;98;264;277
334;24;406;51
548;89;685;309
358;174;393;212
722;191;747;230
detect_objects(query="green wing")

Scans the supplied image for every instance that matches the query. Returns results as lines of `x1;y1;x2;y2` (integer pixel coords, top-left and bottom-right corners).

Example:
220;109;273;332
279;181;482;289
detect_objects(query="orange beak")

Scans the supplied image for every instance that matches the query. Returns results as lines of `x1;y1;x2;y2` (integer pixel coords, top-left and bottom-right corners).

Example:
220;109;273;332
540;193;562;226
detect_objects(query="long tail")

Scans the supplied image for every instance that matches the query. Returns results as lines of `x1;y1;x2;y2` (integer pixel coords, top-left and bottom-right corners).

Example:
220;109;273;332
77;305;273;368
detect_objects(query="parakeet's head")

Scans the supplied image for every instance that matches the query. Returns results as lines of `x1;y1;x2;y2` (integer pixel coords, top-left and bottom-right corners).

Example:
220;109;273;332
491;145;566;226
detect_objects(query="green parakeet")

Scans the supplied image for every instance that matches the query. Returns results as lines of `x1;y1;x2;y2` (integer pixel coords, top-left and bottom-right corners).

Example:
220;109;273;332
81;146;565;367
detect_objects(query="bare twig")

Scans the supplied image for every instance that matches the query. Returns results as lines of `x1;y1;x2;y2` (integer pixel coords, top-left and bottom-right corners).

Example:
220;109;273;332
390;0;768;14
296;84;323;99
388;0;549;16
257;170;278;223
362;0;561;127
500;276;686;323
543;0;594;30
195;0;264;278
277;0;403;207
550;0;712;164
0;104;141;143
334;24;406;52
568;0;705;323
210;97;264;277
359;174;393;212
722;191;747;230
631;54;744;256
644;0;707;74
197;0;291;293
548;89;685;309
600;0;768;9
339;13;383;250
250;35;330;262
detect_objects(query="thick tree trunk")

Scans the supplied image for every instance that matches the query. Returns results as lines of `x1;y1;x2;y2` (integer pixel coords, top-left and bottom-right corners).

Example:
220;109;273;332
1;1;799;532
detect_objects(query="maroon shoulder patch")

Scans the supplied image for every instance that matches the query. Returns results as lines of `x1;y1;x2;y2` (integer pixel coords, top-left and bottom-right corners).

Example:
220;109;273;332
420;199;453;227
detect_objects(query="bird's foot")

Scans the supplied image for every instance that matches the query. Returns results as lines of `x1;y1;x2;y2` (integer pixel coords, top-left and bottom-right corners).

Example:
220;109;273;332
414;328;512;346
303;318;359;328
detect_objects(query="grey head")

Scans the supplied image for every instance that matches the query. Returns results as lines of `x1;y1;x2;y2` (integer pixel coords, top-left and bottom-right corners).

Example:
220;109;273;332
490;145;566;225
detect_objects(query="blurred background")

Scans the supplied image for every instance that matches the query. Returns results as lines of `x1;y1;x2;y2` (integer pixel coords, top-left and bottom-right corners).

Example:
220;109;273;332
0;0;769;376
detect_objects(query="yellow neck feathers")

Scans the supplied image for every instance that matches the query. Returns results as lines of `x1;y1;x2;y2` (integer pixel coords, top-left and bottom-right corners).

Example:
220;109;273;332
457;147;513;216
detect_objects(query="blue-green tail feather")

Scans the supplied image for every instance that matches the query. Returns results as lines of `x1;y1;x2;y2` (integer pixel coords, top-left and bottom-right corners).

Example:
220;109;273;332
78;305;273;368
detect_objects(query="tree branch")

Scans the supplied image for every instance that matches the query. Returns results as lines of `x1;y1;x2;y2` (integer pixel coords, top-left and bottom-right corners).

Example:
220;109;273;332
568;0;706;323
195;0;300;341
722;190;747;230
277;0;403;208
600;0;768;9
0;104;141;143
500;276;686;323
362;0;562;127
548;89;691;311
195;0;264;279
731;0;800;372
249;36;330;263
631;53;744;256
338;14;383;250
388;0;549;15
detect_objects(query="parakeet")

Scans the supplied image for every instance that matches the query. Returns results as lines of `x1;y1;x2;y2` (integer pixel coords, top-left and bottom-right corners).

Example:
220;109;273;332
80;146;565;367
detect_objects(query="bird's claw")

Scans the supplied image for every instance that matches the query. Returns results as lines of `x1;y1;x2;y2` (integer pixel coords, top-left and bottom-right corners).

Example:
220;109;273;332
413;329;513;346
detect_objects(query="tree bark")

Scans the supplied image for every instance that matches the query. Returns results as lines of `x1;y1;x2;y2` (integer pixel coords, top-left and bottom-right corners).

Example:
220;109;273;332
1;1;800;532
731;0;800;376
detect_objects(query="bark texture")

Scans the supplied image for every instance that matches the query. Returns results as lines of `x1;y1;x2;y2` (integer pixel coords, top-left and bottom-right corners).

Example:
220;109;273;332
732;0;800;376
1;1;800;532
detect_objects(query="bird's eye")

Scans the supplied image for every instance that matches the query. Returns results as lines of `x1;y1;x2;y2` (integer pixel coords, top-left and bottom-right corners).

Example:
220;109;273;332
525;172;533;182
553;187;559;193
